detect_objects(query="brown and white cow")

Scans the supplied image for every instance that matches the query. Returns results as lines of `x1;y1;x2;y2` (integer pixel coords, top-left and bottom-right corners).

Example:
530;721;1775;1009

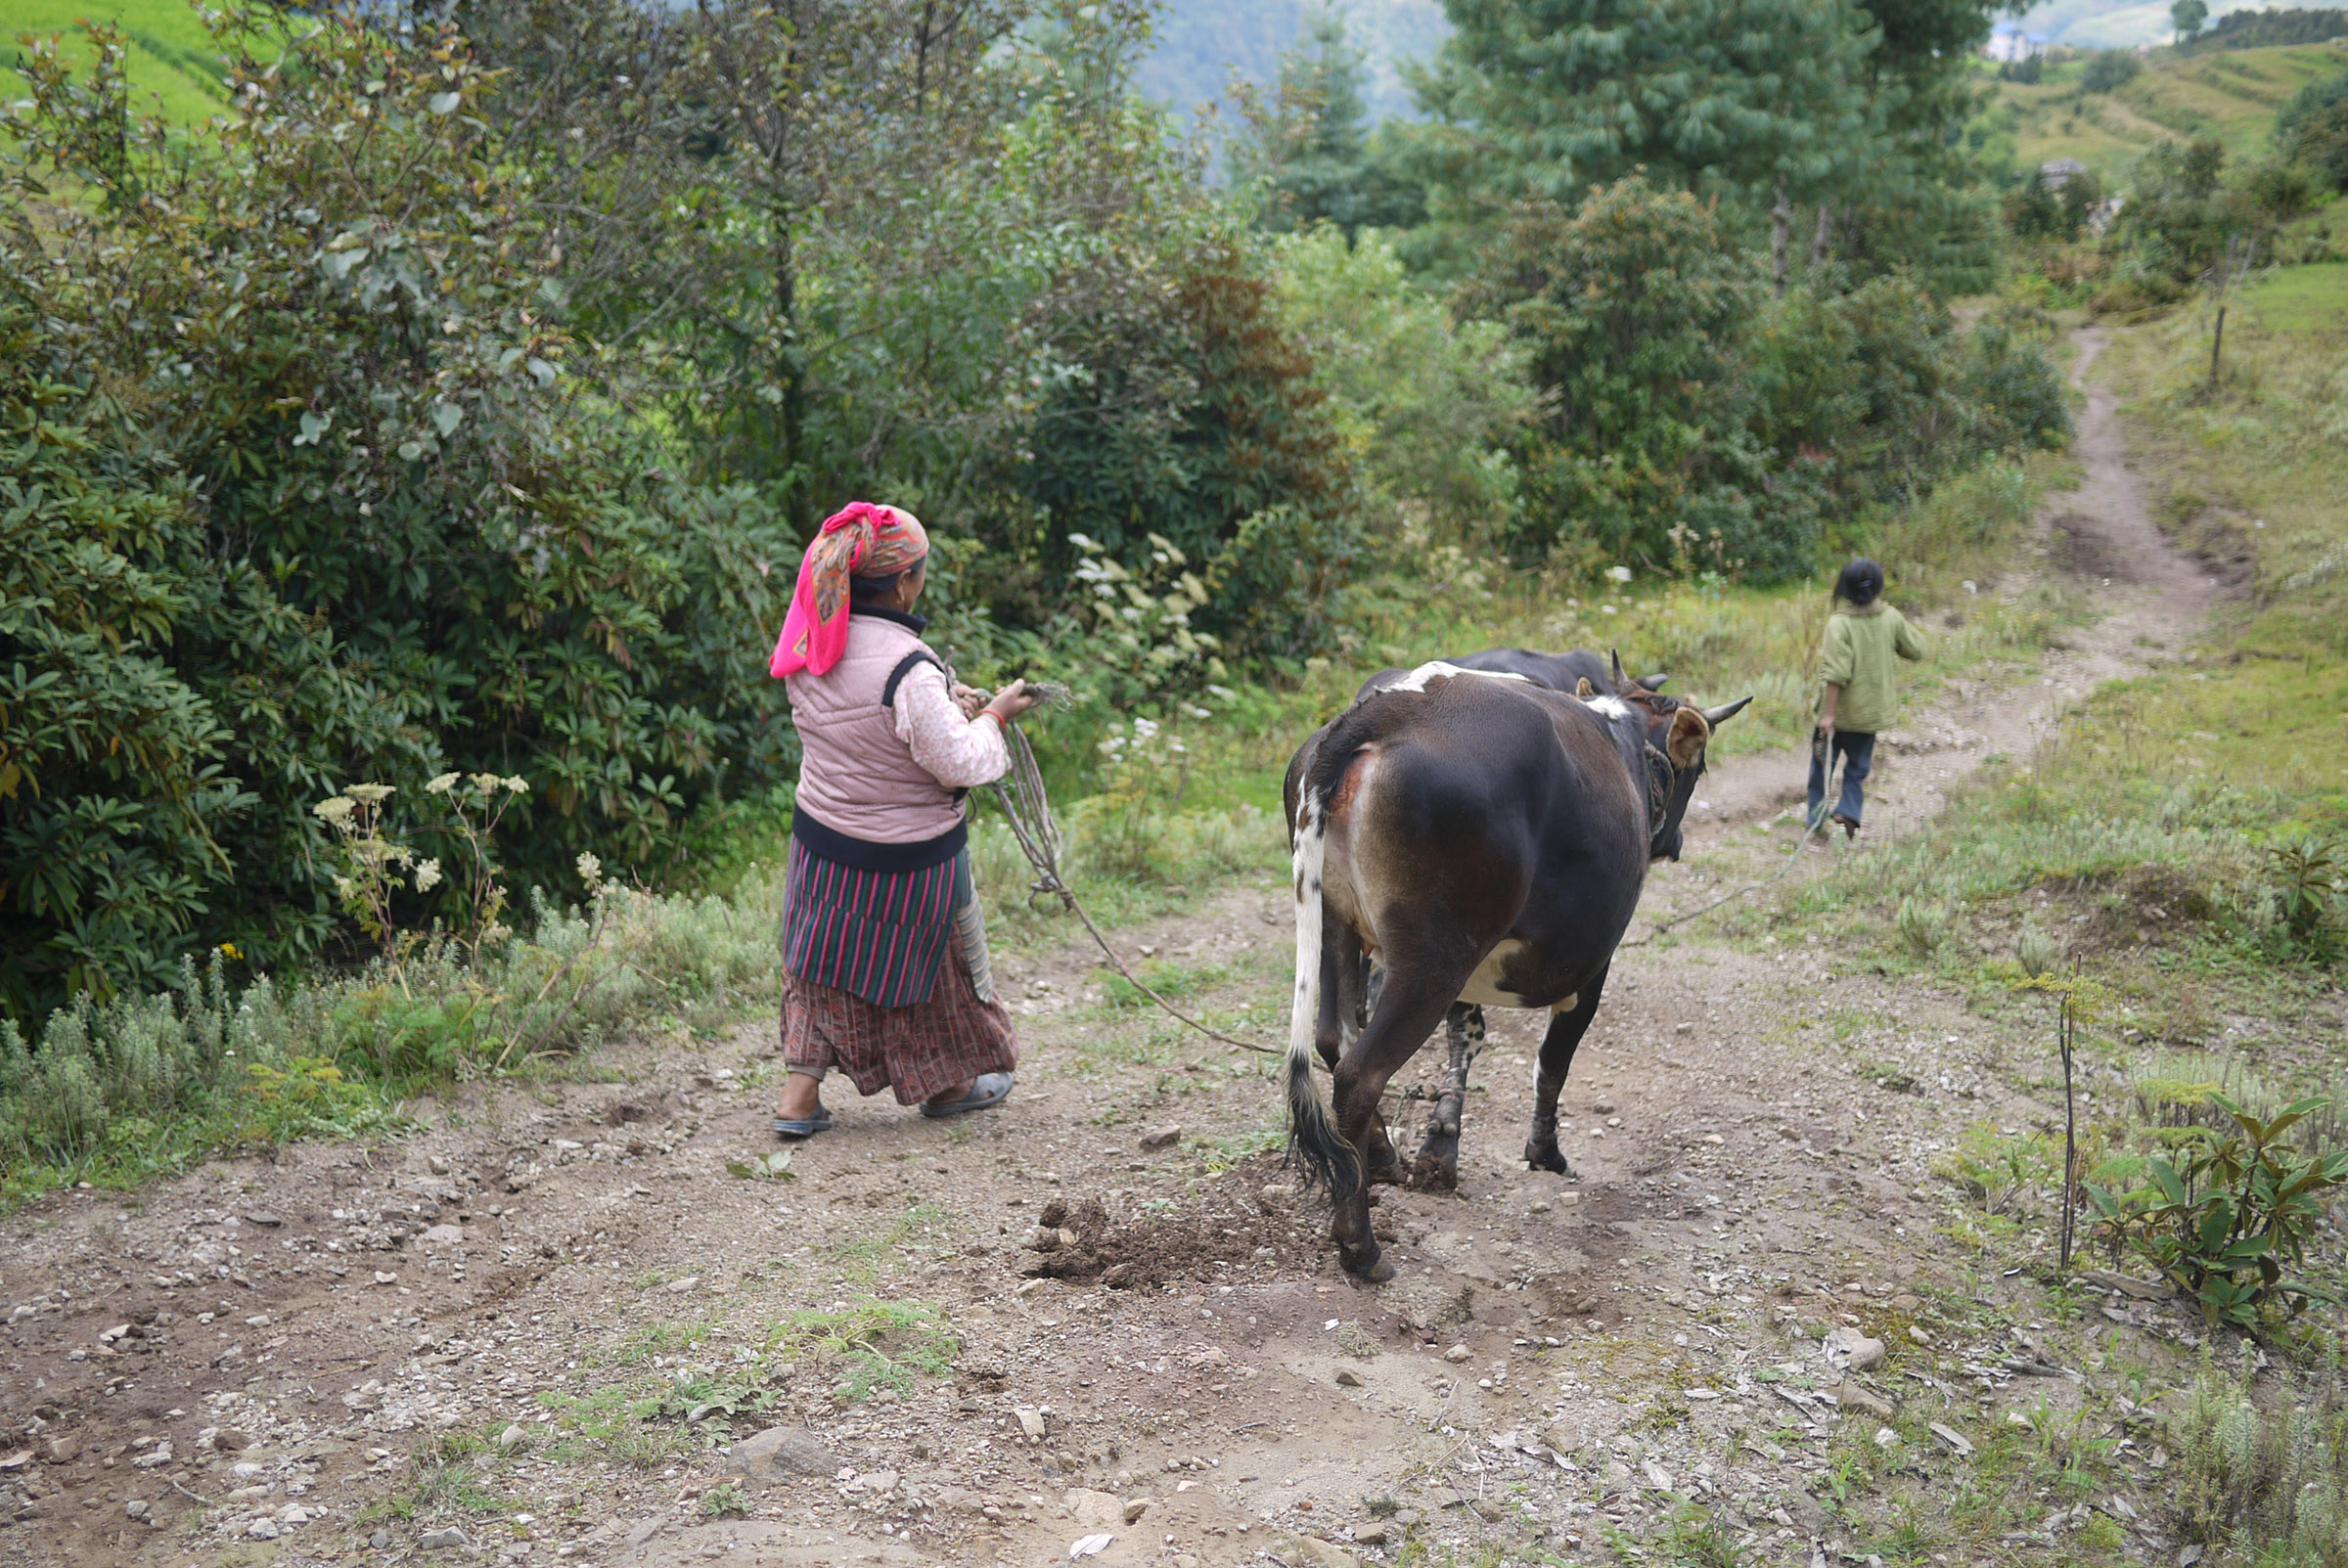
1282;660;1750;1280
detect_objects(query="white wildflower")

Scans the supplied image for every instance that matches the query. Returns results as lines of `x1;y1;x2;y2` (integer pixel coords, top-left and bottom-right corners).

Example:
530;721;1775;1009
332;874;355;899
1132;717;1158;740
413;859;443;893
1206;685;1237;701
313;796;356;827
575;852;603;890
1605;565;1633;583
425;772;461;795
472;772;505;796
503;775;528;794
344;783;394;805
1183;704;1212;721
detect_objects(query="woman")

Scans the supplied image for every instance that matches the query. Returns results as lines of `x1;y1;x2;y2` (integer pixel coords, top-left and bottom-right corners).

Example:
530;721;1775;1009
1809;558;1925;839
766;502;1037;1138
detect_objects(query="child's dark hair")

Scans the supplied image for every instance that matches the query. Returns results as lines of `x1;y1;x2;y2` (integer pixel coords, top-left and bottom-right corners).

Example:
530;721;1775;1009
1834;558;1884;606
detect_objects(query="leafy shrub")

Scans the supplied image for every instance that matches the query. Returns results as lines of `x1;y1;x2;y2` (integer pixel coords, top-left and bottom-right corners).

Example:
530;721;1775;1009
2084;1094;2348;1328
2080;51;2142;94
1;14;795;1014
2280;67;2348;195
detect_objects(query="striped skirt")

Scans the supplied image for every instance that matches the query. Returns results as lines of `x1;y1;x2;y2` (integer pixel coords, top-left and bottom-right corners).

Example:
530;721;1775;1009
778;840;1016;1107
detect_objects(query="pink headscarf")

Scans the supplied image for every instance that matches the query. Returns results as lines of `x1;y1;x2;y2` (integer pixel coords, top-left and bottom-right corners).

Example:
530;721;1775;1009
769;503;930;679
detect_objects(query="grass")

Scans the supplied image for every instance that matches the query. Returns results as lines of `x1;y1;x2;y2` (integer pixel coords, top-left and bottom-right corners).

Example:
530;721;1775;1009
1964;44;2347;181
5;1;237;128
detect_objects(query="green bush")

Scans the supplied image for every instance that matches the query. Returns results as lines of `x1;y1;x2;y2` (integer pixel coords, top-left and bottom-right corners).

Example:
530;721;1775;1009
2168;1368;2348;1562
2081;51;2142;94
2279;67;2348;194
1;14;795;1015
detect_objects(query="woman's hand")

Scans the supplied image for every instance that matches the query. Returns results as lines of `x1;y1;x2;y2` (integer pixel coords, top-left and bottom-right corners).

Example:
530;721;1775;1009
984;679;1039;724
950;681;988;719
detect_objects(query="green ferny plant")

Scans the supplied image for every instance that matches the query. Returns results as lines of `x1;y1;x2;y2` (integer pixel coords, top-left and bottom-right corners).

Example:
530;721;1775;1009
2084;1093;2348;1329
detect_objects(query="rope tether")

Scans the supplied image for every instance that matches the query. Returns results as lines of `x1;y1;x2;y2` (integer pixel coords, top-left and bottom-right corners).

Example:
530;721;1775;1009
989;706;1282;1056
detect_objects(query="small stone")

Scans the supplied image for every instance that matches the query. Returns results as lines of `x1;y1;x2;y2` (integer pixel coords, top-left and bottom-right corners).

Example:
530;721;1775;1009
1299;1538;1358;1567
1592;1098;1616;1114
664;1276;700;1293
422;1224;465;1245
247;1517;281;1540
242;1211;283;1228
1122;1498;1151;1524
372;1272;397;1285
496;1423;528;1451
1469;1499;1507;1523
1334;1368;1364;1388
1016;1407;1047;1439
1928;1421;1975;1457
1642;1458;1675;1492
371;1528;391;1548
1836;1384;1894;1419
213;1427;252;1452
1908;1325;1932;1346
1443;1344;1471;1364
428;1155;451;1175
45;1434;80;1464
1139;1126;1184;1151
1064;1489;1121;1528
1874;1426;1900;1448
124;1500;150;1518
1827;1325;1886;1371
419;1525;470;1549
733;1426;837;1479
280;1504;313;1526
130;1443;172;1469
1356;1521;1390;1545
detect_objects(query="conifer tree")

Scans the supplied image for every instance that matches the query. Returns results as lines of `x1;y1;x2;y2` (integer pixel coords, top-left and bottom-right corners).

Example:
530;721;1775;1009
1231;9;1423;238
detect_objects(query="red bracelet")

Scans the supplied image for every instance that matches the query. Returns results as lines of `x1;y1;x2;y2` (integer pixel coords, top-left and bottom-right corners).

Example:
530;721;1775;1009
978;710;1005;729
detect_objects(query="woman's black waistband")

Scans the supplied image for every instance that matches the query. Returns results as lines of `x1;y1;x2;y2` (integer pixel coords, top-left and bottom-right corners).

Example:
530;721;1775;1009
790;807;968;874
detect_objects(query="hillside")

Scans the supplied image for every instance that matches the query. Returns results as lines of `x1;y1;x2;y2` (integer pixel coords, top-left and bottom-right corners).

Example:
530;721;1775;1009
1135;0;1448;123
1966;40;2348;177
4;0;230;125
2015;0;2348;50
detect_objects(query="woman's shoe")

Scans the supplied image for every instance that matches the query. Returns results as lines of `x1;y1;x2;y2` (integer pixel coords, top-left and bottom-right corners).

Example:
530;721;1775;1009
921;1072;1013;1119
772;1107;834;1141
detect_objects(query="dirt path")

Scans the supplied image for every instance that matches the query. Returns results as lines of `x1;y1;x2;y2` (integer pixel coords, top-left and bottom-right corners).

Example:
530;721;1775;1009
0;334;2232;1568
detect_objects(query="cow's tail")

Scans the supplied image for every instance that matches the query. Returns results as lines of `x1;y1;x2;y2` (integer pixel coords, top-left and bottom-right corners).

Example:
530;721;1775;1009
1285;791;1358;1201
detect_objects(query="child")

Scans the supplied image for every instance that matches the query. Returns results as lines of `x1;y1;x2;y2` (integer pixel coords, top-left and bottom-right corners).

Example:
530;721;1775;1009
1810;559;1925;838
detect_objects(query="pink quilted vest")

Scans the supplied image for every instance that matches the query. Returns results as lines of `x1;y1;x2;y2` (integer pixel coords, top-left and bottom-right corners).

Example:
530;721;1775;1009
786;612;966;845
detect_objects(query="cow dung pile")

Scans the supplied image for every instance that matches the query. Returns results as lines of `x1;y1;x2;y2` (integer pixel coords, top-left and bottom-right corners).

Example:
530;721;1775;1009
1018;1185;1317;1290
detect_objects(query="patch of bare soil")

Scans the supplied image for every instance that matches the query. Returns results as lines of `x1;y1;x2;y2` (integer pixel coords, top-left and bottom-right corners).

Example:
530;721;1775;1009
0;328;2238;1568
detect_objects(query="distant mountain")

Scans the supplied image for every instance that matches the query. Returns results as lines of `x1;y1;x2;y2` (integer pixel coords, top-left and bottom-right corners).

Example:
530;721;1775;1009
2012;0;2348;50
1134;0;1451;125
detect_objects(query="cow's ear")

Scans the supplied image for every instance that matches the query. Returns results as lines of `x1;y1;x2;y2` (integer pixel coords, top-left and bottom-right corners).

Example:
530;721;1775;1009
1575;677;1597;697
1666;706;1710;769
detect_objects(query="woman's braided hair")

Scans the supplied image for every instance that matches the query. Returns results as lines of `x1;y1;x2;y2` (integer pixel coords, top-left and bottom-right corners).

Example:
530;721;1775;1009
1834;558;1884;606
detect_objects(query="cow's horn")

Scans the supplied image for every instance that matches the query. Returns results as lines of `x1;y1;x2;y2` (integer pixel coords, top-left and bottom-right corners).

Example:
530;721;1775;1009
1609;649;1628;684
1700;695;1754;726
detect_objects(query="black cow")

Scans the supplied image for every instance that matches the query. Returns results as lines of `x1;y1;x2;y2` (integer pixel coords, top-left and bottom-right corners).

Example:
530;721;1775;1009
1281;660;1750;1280
1350;647;1667;705
1454;647;1670;695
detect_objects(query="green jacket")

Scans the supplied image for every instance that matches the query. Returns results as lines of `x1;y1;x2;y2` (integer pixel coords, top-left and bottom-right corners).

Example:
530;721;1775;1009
1816;602;1925;734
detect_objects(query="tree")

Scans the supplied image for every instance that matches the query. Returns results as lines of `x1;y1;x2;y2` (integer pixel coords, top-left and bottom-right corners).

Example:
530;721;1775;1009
2172;0;2209;43
1403;0;1879;231
1229;9;1424;238
3;13;797;1014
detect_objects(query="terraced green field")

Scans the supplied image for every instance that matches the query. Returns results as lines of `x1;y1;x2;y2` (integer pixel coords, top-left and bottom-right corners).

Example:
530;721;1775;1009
6;1;232;126
1967;41;2348;178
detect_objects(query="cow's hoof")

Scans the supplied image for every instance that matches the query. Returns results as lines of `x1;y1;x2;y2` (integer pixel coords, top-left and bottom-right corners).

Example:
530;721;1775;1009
1340;1243;1395;1282
1523;1137;1572;1177
1366;1144;1406;1186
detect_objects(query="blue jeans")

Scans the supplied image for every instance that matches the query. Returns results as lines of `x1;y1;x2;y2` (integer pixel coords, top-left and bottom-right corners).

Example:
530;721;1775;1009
1807;730;1875;828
